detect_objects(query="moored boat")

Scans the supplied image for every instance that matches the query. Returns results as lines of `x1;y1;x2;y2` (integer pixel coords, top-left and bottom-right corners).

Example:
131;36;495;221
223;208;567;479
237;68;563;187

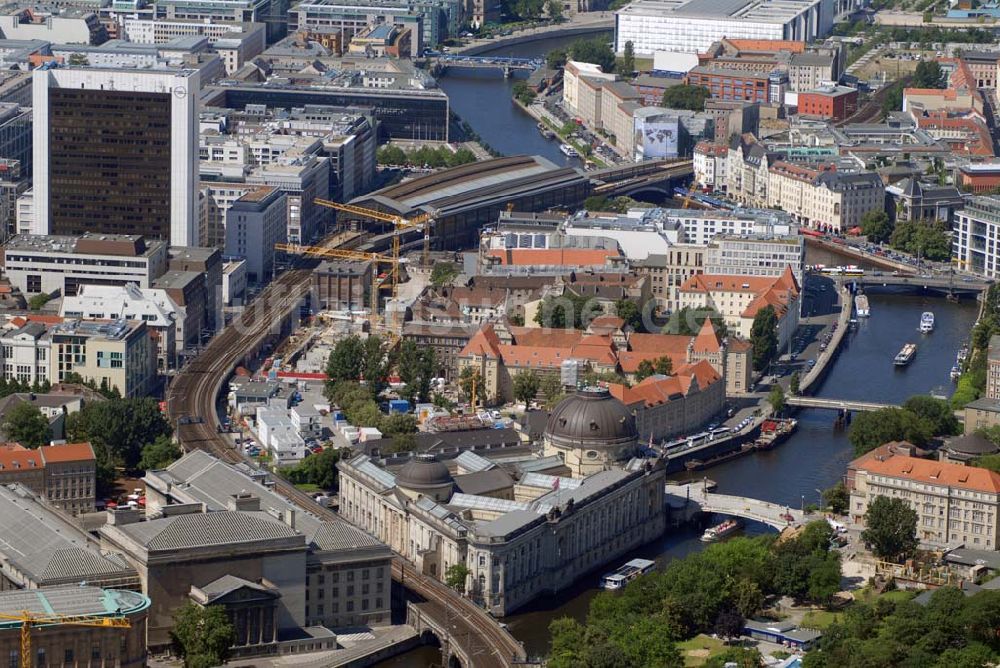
754;418;798;450
951;366;962;381
559;143;579;157
855;294;870;317
600;558;656;589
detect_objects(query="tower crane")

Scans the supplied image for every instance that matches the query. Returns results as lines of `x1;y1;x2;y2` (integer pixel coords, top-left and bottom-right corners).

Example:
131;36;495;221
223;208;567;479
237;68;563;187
274;243;399;330
313;199;434;285
0;610;130;668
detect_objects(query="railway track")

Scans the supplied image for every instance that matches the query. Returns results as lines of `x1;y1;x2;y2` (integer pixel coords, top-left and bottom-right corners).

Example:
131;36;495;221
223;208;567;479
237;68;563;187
166;230;524;667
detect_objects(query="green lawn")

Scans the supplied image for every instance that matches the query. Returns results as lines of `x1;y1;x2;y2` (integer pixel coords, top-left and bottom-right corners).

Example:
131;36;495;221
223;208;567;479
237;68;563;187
676;634;726;667
854;587;915;605
801;609;841;630
294;483;321;494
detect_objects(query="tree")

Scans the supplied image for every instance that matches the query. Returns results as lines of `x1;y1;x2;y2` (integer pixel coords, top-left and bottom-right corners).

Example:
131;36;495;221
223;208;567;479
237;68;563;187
282;446;342;490
1;402;51;448
661;85;711;111
138;435;181;471
973;452;1000;473
445;563;470;591
430;262;459;287
326;335;364;384
654;355;673;376
619;40;635;76
548;617;586;668
569;37;616;72
397;340;435;404
540;374;565;408
547;48;567;69
635;359;655;382
387;432;417;453
914;60;945;88
823;481;850;515
861;495;919;561
361;335;391;394
512;80;536;105
750;306;779;372
861;209;893;243
903;395;960;436
513;370;541;405
714;608;745;643
171;603;235;668
789;371;801;395
848;406;933;456
67;53;90;66
615;298;643;332
545;0;562;19
28;293;51;311
67;398;172;473
379;412;417;437
768;385;786;415
458;366;481;405
890;220;952;261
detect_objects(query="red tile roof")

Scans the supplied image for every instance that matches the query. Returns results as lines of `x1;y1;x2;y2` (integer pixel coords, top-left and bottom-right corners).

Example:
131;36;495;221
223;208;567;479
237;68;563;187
0;443;42;471
607;360;721;408
691;318;722;354
858;454;1000;494
39;442;95;463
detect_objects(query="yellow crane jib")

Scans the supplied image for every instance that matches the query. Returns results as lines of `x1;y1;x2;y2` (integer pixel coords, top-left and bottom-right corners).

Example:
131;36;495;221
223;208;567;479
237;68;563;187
313;198;435;272
0;610;130;668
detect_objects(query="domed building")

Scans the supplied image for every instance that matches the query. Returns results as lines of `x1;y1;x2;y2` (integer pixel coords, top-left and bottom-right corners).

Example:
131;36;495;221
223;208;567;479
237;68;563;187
395;454;453;502
941;432;1000;465
543;387;639;477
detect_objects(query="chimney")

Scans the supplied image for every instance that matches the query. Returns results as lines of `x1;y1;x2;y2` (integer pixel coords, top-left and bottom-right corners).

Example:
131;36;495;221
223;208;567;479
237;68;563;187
227;491;260;512
285;508;296;530
107;508;141;525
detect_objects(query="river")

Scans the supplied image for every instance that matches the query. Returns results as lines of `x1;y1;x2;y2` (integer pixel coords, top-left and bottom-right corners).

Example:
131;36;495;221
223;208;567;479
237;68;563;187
437;32;611;167
376;39;980;666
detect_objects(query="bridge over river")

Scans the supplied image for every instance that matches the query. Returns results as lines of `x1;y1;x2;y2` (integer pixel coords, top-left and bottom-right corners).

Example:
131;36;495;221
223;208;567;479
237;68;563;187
665;484;807;529
785;396;894;412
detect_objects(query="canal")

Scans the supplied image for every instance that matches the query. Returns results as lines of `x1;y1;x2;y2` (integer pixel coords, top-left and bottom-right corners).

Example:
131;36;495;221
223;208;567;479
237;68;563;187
377;40;981;666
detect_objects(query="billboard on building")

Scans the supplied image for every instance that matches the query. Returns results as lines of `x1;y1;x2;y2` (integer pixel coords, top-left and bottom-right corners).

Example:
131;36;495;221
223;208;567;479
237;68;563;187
634;115;679;161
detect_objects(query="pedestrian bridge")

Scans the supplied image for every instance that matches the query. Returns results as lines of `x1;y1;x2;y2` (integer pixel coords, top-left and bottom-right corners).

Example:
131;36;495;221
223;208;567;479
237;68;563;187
785;396;894;412
434;54;543;73
666;484;806;529
853;272;990;294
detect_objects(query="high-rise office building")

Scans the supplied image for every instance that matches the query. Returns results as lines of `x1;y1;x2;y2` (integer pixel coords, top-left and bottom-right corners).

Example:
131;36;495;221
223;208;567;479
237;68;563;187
32;67;200;246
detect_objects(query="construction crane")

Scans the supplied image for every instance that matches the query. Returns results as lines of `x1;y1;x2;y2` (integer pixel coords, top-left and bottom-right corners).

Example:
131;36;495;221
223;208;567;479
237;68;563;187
314;199;434;285
680;180;700;209
0;610;130;668
274;243;399;330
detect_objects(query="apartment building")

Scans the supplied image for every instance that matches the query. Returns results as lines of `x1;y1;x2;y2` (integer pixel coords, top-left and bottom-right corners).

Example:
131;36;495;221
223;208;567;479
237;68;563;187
0;442;96;516
767;162;884;233
693;141;729;189
3;233;169;297
246;156;329;245
685;66;771;103
121;18;266;74
60;283;180;370
726;134;775;206
849;453;1000;550
563;60;616;120
676;267;800;351
788;51;837;92
705;234;805;284
225;186;287;283
954;196;1000;278
797;85;858;122
987;335;1000;401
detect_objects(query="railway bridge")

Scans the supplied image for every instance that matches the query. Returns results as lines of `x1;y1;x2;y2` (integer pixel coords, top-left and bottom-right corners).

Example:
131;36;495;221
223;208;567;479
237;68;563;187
167;232;525;668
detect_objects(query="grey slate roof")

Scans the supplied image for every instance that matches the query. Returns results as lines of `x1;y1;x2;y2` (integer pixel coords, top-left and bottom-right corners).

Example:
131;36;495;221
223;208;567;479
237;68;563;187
198;574;278;603
116;511;302;552
453;469;514;496
150;451;385;554
0;484;136;585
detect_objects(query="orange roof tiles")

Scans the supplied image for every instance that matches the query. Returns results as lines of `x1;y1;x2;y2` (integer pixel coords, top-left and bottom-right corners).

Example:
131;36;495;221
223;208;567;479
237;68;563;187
485;248;620;267
0;444;43;471
858;454;1000;494
607;360;721;408
691;318;722;354
725;39;806;53
39;442;95;463
904;88;961;100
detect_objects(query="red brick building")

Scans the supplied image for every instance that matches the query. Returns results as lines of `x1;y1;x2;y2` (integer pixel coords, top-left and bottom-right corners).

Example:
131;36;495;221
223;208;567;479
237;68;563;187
959;163;1000;192
797;85;858;121
684;66;770;103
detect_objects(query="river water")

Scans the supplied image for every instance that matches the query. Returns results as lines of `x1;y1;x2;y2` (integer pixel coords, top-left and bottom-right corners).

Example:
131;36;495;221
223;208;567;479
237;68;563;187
376;39;981;666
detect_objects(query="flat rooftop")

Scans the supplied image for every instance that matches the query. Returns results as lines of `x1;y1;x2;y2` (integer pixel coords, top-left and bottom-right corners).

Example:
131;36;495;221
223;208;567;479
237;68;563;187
619;0;825;23
0;587;149;625
5;233;163;257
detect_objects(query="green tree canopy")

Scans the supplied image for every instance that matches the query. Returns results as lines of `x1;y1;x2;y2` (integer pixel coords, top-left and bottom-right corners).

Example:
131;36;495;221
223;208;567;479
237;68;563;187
138;435;181;472
661;85;711;111
861;209;893;242
768;385;786;415
445;563;470;591
903;395;960;436
397;340;436;403
546;47;567;69
634;358;655;382
861;495;918;561
513;370;541;404
750;306;779;372
569;37;616;72
848;406;933;456
664;306;729;337
615;298;643;332
914;60;946;88
823;481;850;515
1;401;51;448
789;371;801;395
619;40;635;76
170;603;235;668
281;446;343;490
67;398;172;473
890;220;952;261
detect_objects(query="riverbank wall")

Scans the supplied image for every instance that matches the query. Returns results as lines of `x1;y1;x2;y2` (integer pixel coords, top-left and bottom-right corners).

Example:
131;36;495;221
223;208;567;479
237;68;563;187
804;236;918;274
797;284;854;397
457;21;613;56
